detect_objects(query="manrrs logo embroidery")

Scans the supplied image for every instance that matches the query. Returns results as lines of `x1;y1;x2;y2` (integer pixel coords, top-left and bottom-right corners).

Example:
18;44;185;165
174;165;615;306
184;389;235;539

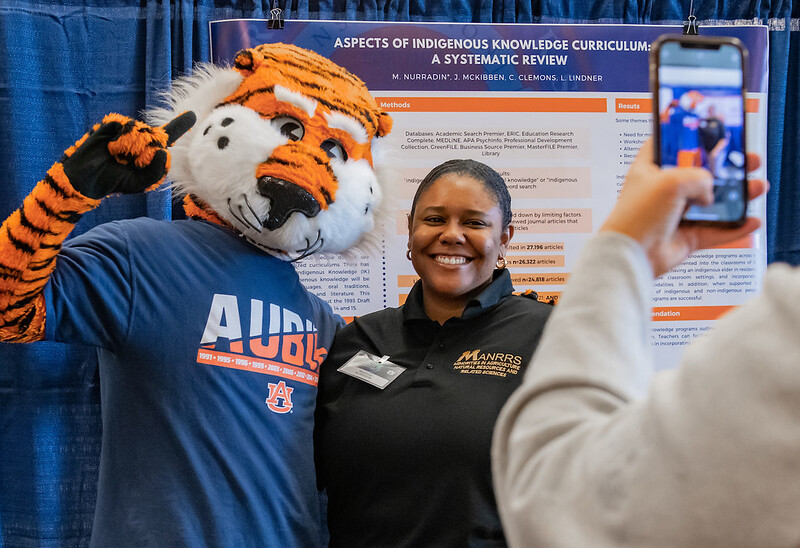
453;348;522;378
265;381;294;414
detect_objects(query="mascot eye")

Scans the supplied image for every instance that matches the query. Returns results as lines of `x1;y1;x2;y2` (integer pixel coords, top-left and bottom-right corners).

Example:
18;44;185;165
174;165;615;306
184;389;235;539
321;139;348;161
272;116;305;141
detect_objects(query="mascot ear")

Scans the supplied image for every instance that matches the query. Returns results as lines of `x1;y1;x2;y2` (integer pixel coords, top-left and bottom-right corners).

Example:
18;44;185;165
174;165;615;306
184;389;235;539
233;47;264;77
376;111;393;138
231;42;393;139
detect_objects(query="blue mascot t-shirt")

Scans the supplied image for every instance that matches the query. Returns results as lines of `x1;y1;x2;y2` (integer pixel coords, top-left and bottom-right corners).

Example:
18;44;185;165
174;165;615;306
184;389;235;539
45;218;342;547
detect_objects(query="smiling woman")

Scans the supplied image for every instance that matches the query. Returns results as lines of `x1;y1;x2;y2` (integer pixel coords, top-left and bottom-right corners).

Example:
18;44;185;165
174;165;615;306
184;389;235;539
314;159;553;547
408;160;514;323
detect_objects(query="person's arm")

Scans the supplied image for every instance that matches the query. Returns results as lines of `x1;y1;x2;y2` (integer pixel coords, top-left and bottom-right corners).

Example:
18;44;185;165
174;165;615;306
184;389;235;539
0;112;193;342
492;142;800;547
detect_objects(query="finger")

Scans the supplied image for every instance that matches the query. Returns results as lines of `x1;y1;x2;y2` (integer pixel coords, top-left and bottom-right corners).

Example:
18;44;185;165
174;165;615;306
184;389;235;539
661;166;715;206
634;137;654;166
746;152;761;173
747;178;768;201
140;149;169;184
63;121;122;161
163;111;197;146
690;216;762;251
117;150;169;194
88;121;124;143
618;138;659;194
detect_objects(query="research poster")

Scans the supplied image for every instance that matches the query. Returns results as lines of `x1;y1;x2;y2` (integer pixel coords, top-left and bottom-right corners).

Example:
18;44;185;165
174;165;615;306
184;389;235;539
210;20;769;370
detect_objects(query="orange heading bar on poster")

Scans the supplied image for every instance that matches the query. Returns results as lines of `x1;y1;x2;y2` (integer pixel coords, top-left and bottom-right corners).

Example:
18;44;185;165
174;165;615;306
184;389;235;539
379;97;607;113
510;273;569;286
615;98;651;113
508;255;566;268
398;274;421;288
651;305;735;322
614;97;759;114
514;290;562;304
508;242;565;252
535;291;562;304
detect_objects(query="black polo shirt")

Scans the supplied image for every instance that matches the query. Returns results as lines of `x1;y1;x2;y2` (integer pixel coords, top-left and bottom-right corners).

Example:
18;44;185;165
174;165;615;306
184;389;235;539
315;269;552;547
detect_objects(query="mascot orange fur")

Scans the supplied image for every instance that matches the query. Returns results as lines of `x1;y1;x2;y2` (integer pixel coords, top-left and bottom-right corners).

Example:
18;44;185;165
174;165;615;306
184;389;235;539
0;43;392;546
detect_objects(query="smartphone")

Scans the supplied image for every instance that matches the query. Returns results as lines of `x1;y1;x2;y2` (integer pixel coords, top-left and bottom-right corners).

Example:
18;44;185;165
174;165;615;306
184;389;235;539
650;34;748;226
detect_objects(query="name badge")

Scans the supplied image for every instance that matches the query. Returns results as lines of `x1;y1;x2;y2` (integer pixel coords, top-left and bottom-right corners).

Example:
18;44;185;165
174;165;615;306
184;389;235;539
337;350;406;389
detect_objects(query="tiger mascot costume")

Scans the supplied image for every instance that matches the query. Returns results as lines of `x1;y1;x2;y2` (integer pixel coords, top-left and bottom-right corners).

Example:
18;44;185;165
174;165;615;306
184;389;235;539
0;43;392;546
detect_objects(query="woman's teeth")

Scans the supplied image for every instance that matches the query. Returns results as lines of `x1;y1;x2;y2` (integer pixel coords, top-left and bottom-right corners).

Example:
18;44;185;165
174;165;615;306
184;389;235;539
436;255;467;265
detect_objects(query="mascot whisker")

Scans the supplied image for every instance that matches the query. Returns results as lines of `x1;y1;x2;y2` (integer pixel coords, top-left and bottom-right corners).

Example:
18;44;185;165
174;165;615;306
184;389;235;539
0;42;392;546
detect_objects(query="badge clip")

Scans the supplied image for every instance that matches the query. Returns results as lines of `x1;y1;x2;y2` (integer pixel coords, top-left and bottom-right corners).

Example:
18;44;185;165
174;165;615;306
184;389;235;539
337;351;407;390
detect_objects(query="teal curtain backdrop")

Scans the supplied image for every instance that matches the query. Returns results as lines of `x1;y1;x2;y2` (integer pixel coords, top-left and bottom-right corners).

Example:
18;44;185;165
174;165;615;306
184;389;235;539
0;1;797;545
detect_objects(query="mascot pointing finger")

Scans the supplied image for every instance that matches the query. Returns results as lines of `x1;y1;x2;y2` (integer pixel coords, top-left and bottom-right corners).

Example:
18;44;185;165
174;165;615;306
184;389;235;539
0;43;392;546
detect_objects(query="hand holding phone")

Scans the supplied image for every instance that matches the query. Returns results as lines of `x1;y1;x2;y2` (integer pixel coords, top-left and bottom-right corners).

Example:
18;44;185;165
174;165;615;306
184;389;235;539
601;138;765;278
651;34;749;227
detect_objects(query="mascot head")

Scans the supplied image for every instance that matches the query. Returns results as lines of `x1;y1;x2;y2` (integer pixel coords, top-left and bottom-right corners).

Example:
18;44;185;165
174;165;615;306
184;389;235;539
148;43;394;260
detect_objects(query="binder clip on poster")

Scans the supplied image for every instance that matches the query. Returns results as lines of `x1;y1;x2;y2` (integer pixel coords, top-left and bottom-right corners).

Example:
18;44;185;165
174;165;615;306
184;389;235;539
683;0;699;35
683;15;699;35
268;1;284;30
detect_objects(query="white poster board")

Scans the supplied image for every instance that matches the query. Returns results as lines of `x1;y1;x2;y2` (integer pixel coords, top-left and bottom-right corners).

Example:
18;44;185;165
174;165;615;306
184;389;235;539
210;20;769;370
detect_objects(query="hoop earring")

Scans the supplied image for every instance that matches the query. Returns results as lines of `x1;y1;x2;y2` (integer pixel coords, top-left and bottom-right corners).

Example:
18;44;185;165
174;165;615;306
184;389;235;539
406;249;412;261
496;256;508;269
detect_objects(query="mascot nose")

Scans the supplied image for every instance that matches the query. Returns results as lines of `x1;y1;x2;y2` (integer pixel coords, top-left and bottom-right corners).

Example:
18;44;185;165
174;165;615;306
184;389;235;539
256;176;322;230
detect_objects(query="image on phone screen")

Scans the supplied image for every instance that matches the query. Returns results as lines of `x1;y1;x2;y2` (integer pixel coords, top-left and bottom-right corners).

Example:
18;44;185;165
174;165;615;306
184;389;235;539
656;39;746;224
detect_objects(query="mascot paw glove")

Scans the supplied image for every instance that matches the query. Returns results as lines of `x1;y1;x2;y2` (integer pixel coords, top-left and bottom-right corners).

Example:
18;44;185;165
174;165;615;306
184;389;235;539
61;111;196;199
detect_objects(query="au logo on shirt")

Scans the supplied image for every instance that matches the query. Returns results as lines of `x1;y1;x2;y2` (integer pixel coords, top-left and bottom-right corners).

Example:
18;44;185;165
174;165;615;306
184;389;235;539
265;381;294;413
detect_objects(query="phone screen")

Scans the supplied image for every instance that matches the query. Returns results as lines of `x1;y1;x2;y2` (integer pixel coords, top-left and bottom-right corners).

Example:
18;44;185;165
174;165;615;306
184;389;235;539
654;37;747;225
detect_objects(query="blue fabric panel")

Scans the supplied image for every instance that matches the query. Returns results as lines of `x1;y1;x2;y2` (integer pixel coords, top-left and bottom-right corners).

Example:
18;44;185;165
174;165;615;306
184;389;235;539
770;20;800;264
0;343;100;547
0;2;152;227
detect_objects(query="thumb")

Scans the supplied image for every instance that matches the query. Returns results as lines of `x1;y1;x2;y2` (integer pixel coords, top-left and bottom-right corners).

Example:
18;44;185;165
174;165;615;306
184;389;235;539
660;166;715;207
